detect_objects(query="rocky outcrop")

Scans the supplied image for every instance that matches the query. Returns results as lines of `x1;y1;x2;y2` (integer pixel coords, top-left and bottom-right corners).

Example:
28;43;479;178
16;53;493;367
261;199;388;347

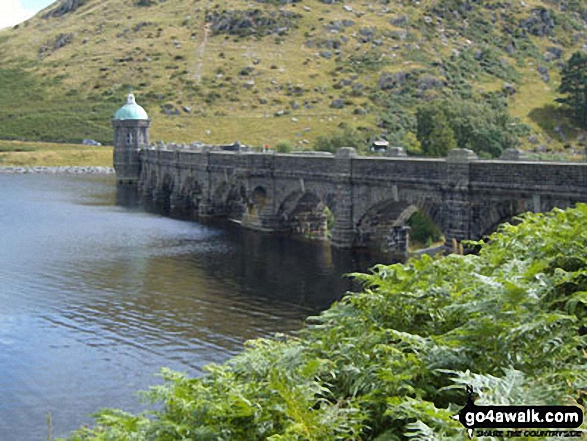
378;71;411;90
330;99;344;109
544;46;563;61
520;8;555;37
537;65;550;83
161;103;181;116
389;15;409;27
44;0;87;18
205;9;301;37
502;82;517;96
38;33;75;57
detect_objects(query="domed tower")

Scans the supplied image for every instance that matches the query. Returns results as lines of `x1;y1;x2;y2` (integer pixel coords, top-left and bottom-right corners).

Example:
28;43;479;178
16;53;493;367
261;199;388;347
112;93;150;185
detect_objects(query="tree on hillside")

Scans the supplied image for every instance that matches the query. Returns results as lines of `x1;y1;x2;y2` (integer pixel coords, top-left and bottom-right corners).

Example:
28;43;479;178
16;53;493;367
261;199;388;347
557;51;587;129
416;104;457;157
415;98;527;158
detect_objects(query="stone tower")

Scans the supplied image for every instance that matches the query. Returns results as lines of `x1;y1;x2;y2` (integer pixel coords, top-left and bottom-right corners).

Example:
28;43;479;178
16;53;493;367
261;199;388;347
112;93;150;185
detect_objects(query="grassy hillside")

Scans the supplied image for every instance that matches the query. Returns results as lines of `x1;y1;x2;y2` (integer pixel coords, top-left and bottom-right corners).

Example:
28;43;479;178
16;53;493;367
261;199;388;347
0;139;112;166
0;0;586;158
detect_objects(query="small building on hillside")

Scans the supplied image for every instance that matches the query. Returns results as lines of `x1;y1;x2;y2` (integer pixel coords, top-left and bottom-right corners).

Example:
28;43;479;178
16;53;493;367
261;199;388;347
371;139;389;152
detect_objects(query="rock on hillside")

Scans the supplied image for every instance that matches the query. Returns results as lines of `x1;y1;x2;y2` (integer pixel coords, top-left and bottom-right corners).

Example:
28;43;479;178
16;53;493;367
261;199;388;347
44;0;88;18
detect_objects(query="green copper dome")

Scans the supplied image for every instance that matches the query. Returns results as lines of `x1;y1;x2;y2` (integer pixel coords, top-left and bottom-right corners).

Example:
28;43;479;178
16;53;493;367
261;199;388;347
114;93;149;120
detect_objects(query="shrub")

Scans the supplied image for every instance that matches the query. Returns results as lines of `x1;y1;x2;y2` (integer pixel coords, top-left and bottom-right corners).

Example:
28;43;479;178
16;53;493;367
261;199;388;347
276;140;293;153
416;103;458;157
416;97;530;158
406;211;443;246
314;127;368;153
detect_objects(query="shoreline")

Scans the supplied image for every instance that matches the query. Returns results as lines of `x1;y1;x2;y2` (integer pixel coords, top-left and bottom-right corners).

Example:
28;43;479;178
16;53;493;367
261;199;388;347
0;166;114;174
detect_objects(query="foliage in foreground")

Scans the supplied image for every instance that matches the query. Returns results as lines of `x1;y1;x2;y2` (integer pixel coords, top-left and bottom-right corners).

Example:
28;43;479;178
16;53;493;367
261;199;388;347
65;205;587;440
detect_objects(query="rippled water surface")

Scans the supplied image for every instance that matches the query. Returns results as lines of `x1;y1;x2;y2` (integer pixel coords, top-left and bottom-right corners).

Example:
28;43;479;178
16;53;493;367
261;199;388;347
0;174;381;440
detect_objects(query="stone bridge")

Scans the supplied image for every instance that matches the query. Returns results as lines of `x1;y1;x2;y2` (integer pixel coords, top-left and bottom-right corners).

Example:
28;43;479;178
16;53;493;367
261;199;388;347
128;145;587;255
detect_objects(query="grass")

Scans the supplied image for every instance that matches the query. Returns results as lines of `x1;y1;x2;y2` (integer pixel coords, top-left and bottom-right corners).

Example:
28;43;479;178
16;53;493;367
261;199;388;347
0;144;36;152
149;112;377;147
0;140;112;166
509;68;565;145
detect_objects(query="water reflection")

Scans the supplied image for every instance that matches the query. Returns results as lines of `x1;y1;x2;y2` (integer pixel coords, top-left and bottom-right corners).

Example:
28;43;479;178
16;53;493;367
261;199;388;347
0;174;391;441
121;184;391;311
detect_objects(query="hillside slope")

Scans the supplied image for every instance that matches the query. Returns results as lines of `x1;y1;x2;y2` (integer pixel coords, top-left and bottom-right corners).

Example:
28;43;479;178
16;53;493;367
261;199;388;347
0;0;586;157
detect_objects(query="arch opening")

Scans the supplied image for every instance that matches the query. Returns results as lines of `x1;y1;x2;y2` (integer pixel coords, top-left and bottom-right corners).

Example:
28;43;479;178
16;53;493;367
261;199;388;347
252;186;268;211
405;211;444;249
140;170;158;206
156;174;174;215
472;199;534;240
356;200;445;256
473;198;575;240
242;186;269;227
212;181;247;221
278;192;334;241
177;178;203;219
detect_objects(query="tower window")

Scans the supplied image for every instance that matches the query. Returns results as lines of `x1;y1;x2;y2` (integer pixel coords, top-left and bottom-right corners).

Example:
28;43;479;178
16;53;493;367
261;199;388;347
126;132;133;144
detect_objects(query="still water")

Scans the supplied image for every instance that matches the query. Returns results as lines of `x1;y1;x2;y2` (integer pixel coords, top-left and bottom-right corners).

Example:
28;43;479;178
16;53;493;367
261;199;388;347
0;174;381;440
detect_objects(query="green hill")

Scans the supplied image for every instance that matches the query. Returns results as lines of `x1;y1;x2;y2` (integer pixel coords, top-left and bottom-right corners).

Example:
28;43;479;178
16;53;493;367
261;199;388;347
0;0;586;158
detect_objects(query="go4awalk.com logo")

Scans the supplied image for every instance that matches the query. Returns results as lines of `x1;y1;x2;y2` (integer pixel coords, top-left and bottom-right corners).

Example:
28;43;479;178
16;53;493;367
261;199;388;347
452;386;584;438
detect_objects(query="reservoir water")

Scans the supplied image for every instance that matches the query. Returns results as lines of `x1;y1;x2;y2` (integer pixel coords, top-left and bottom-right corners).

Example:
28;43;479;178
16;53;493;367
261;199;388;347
0;174;380;440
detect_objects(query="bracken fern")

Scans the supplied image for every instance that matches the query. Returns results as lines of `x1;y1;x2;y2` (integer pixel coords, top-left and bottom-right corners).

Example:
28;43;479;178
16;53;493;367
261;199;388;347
65;205;587;440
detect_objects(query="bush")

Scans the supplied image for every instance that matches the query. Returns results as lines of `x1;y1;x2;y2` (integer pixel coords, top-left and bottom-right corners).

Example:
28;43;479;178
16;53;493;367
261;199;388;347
416;103;458;157
276;140;293;153
406;211;443;246
416;97;530;158
314;127;368;153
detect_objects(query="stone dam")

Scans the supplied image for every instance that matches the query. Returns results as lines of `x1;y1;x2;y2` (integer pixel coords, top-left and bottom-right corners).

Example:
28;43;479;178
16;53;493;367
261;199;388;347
112;94;587;255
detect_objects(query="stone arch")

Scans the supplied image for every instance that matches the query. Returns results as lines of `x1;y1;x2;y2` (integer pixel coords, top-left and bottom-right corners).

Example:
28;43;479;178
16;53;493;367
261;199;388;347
226;184;247;220
355;198;445;253
143;169;158;199
277;187;337;216
212;180;247;220
212;181;228;214
157;173;175;214
138;166;149;194
241;185;269;226
473;199;526;239
474;197;576;239
178;176;204;218
277;191;335;240
252;186;268;211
